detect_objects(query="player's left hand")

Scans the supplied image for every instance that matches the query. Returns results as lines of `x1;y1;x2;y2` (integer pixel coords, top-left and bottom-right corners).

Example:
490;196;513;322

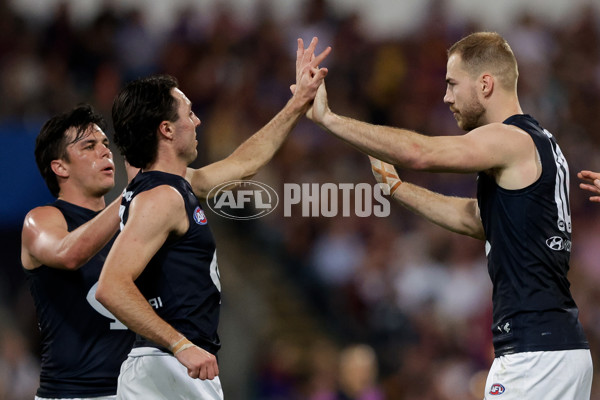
175;345;219;380
369;156;402;196
578;170;600;202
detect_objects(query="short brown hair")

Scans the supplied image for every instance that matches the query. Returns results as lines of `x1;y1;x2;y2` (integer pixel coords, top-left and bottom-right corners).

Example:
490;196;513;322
448;32;518;91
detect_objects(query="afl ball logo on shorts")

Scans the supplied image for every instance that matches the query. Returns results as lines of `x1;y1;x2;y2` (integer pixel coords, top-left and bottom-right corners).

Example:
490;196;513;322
489;383;505;395
193;206;208;225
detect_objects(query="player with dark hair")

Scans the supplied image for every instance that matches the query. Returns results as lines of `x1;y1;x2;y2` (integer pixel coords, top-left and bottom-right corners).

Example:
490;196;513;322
304;32;592;399
95;37;330;398
21;104;136;399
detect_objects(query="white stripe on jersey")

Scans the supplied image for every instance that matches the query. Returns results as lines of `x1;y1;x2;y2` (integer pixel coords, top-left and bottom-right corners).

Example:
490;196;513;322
544;129;571;233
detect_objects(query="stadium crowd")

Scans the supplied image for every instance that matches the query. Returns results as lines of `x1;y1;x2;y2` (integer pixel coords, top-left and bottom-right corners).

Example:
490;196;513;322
1;0;600;398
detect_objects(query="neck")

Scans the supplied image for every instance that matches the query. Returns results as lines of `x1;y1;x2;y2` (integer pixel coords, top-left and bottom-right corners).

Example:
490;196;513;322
485;93;523;124
143;154;188;177
58;192;106;211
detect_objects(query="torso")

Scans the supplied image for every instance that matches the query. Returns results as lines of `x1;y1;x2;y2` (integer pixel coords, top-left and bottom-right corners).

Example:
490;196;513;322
120;171;222;354
477;114;588;357
24;200;134;397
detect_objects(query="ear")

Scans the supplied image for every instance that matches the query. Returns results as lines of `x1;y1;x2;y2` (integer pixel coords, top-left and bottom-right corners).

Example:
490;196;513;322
50;159;69;179
481;74;494;97
158;121;174;140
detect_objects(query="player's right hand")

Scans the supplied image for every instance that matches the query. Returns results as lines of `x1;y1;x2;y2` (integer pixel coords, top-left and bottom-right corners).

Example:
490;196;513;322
175;345;219;380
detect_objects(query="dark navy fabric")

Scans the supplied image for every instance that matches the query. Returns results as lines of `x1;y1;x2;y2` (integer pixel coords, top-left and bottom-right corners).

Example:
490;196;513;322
24;199;134;397
121;171;221;354
477;114;588;357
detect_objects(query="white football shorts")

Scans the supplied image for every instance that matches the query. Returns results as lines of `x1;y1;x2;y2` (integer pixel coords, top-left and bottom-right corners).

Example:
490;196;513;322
484;349;592;400
36;397;116;400
116;347;224;400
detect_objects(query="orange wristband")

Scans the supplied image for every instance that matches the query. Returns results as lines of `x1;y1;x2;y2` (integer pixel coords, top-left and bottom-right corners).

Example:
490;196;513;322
390;180;402;196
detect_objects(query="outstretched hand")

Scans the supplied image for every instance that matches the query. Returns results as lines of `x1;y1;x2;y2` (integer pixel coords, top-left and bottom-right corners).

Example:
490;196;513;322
578;170;600;202
369;156;403;196
290;37;331;120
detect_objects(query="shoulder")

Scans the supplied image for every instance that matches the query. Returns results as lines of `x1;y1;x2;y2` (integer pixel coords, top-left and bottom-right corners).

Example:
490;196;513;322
21;205;66;269
468;122;531;139
22;205;66;233
464;122;534;153
132;184;185;206
127;185;187;232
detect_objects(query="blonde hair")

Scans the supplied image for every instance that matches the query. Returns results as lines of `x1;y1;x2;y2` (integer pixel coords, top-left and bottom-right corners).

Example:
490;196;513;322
448;32;519;91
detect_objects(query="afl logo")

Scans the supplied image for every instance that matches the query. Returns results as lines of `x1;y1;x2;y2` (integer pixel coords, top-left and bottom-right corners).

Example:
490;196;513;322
207;180;279;220
489;383;505;395
193;206;208;225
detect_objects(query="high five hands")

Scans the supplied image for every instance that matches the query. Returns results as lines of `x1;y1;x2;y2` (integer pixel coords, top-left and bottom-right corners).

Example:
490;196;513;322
290;37;331;120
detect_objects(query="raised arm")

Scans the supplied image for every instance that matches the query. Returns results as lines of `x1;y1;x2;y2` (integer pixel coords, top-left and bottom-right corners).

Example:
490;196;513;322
187;37;331;199
308;83;535;180
95;186;218;380
21;197;121;271
370;157;485;240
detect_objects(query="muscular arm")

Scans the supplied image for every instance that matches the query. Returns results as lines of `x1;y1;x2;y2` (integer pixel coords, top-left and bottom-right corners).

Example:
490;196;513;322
310;85;535;183
95;186;218;380
370;157;484;240
394;182;484;240
187;37;331;199
186;97;307;198
21;197;121;270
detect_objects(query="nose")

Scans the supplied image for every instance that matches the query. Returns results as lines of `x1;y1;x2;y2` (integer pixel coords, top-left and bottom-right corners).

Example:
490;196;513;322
99;143;112;158
194;114;201;127
443;87;453;105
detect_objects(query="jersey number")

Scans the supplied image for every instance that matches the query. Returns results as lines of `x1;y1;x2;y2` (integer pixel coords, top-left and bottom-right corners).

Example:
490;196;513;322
86;282;128;330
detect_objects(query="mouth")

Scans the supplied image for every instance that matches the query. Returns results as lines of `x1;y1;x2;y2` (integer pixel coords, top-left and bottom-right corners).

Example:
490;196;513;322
101;165;115;175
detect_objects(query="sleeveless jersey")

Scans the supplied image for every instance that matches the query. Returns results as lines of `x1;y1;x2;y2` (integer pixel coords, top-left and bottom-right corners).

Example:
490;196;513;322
477;114;588;357
121;171;221;354
24;200;135;398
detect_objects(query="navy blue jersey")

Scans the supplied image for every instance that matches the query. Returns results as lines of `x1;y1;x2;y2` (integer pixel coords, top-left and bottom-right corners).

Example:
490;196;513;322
121;171;221;354
477;114;588;357
24;200;135;398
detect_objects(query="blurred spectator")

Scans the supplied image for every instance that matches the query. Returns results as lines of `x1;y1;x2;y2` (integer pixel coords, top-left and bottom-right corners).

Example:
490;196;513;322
3;1;600;399
0;321;39;400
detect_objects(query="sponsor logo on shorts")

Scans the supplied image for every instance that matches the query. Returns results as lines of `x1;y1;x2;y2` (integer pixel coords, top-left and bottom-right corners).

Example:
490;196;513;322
193;206;208;225
489;383;505;395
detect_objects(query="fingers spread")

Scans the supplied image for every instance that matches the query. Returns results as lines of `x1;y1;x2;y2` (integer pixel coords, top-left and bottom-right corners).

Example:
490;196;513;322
312;46;332;67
